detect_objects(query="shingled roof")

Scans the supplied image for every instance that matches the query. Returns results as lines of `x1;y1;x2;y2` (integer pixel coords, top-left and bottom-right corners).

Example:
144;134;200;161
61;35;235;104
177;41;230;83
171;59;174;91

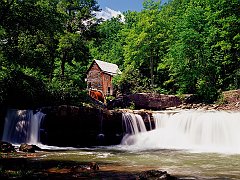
88;59;121;76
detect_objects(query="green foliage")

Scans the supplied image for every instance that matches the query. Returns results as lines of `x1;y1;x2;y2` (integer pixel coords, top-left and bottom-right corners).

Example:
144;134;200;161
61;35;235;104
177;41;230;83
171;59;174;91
128;101;136;110
215;94;228;105
1;0;239;107
88;16;125;67
0;0;100;108
89;0;240;103
0;69;49;108
113;65;151;94
57;32;90;77
143;0;161;10
105;95;115;103
162;0;240;102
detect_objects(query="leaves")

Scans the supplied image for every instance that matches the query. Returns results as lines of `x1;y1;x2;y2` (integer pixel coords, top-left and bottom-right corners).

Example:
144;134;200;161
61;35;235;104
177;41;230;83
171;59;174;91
0;0;100;106
1;0;239;105
89;0;240;102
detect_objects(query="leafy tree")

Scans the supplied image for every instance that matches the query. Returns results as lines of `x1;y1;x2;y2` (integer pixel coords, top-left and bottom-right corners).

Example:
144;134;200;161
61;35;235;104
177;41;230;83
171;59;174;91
123;0;168;91
113;65;149;95
1;0;239;106
57;32;89;77
204;0;240;90
89;16;125;67
165;0;240;102
1;0;63;77
0;0;100;107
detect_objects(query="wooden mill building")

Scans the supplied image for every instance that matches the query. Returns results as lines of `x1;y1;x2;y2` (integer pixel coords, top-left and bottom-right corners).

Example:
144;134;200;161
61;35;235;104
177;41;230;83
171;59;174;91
86;60;121;96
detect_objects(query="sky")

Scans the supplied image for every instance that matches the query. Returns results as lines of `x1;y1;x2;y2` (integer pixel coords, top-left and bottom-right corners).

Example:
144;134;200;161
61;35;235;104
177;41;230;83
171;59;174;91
97;0;169;12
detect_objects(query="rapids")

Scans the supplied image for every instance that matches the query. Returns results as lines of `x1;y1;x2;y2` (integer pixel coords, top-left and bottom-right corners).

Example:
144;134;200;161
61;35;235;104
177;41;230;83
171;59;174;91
121;110;240;154
2;109;240;179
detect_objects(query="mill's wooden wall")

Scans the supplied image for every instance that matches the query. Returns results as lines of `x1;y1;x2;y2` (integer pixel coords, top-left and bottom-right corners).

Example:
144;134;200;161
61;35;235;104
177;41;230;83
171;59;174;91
87;62;113;96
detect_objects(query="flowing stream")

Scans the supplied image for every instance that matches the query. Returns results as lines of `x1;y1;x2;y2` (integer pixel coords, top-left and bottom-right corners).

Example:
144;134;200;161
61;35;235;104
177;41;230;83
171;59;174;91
37;147;240;179
2;109;45;144
2;109;240;179
121;110;240;154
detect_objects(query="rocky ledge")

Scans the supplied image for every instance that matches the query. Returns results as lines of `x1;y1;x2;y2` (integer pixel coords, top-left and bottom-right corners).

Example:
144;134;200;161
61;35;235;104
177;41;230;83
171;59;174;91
107;93;182;110
108;90;240;111
138;170;178;180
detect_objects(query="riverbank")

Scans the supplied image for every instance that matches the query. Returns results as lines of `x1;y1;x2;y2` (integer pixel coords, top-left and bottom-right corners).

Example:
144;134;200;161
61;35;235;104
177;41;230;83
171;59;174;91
163;89;240;111
107;90;240;112
2;145;240;180
0;150;178;180
1;108;240;179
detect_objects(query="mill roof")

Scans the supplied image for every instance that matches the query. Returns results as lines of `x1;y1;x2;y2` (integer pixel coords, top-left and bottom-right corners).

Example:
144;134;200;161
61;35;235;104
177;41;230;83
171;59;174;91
88;59;121;76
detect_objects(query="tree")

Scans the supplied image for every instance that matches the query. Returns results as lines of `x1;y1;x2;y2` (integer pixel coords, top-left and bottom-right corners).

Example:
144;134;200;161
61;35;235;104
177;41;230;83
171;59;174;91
123;0;168;90
0;0;101;107
165;0;240;101
0;0;63;78
89;16;125;67
56;0;99;78
204;0;240;90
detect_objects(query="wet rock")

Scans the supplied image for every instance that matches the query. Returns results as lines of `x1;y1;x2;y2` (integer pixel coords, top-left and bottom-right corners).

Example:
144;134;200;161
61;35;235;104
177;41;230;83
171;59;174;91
40;105;123;147
0;141;16;153
138;170;178;180
108;93;182;110
89;162;100;171
182;94;201;104
19;144;41;153
71;162;100;173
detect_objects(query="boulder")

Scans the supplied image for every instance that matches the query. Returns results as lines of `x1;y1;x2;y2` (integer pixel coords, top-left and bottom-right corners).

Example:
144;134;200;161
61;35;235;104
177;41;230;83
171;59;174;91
0;141;16;153
89;162;100;171
138;170;178;180
19;144;41;153
108;93;182;110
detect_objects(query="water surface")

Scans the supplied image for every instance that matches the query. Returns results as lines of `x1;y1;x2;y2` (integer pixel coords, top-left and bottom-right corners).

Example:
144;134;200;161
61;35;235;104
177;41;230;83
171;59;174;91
36;146;240;179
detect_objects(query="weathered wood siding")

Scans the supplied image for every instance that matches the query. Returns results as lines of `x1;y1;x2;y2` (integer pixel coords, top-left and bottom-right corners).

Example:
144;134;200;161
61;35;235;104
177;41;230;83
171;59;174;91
87;62;113;96
102;73;113;96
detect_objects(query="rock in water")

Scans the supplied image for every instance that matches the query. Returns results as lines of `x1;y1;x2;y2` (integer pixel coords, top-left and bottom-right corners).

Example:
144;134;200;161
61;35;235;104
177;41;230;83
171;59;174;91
89;162;100;171
138;170;178;180
0;141;16;153
19;144;41;153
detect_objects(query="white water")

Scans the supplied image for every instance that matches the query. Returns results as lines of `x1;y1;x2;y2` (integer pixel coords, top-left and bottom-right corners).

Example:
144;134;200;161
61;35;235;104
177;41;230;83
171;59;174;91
29;111;45;144
121;110;240;154
121;112;147;145
2;109;45;144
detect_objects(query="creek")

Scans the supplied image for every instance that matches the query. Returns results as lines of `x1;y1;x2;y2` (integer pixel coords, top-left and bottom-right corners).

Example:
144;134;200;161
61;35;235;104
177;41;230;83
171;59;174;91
35;147;240;179
1;108;240;179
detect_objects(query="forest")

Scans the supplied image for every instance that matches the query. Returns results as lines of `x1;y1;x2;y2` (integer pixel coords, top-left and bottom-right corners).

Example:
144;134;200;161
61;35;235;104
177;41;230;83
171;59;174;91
0;0;239;108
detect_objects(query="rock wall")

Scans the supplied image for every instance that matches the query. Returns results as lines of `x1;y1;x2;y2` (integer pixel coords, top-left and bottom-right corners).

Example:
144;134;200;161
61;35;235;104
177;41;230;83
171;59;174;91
41;105;123;147
108;93;182;110
217;89;240;111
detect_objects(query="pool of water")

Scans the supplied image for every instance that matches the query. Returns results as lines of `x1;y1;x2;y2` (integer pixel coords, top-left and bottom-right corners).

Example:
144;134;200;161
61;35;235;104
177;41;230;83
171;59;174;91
35;145;240;179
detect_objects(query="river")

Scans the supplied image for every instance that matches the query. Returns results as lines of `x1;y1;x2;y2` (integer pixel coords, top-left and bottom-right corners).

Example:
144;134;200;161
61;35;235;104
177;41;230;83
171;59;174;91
2;109;240;179
34;145;240;179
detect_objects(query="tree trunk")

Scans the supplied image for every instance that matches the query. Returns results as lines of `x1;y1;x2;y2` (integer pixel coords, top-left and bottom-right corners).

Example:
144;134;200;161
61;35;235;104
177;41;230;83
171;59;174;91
61;51;67;79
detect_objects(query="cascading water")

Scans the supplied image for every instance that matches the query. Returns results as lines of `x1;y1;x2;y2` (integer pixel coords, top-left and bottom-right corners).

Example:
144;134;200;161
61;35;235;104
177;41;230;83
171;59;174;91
121;112;147;145
2;109;45;144
29;111;46;144
121;110;240;153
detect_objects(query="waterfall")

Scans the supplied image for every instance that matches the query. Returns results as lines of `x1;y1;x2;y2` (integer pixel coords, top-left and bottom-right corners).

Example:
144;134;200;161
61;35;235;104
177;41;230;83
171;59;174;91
2;109;45;144
146;113;153;130
121;110;240;153
121;112;147;145
29;111;46;144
